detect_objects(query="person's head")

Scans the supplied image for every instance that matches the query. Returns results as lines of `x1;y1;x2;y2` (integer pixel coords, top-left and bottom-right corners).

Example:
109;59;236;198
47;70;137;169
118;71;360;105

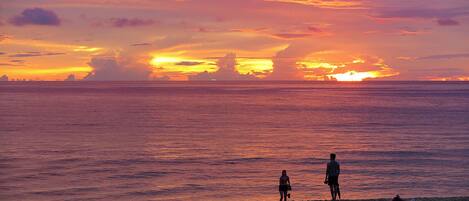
330;153;336;160
282;170;287;176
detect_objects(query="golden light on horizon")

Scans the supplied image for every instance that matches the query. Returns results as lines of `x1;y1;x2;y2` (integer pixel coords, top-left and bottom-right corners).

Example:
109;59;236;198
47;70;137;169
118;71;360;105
150;56;216;74
299;61;342;69
299;56;399;81
1;66;92;80
150;57;181;64
150;55;274;78
329;71;378;81
237;58;273;75
267;0;364;8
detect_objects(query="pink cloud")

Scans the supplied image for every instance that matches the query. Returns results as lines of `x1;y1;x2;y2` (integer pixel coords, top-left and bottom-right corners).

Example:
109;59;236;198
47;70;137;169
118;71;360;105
84;54;152;81
109;18;155;27
436;18;460;26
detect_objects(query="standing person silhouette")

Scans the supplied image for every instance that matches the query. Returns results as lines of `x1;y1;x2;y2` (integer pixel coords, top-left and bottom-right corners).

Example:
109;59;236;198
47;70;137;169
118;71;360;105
278;170;291;201
324;153;341;200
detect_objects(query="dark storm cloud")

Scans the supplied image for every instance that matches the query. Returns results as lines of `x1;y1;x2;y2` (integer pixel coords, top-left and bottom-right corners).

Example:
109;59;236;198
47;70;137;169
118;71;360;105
9;8;61;26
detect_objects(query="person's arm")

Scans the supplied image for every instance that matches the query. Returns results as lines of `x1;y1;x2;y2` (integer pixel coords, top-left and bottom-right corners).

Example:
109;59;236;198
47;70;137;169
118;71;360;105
337;163;340;175
287;177;291;185
325;163;329;182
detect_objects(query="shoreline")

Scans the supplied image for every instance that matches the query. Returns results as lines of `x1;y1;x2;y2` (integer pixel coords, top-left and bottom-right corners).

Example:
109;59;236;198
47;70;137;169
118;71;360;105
306;197;469;201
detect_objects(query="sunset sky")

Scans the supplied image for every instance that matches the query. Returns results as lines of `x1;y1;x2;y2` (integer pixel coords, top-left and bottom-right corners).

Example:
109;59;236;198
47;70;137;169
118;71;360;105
1;0;469;81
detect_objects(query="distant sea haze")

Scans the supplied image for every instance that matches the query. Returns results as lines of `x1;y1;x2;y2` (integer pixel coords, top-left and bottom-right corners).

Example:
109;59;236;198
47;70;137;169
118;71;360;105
0;81;468;201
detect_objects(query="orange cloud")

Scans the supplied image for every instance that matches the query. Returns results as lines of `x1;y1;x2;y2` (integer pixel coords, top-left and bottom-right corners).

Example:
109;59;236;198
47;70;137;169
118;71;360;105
300;55;399;81
189;53;258;80
267;0;364;8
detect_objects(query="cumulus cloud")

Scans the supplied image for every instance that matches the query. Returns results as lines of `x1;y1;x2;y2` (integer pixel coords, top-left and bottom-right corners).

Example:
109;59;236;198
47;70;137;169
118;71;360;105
83;54;152;81
109;18;155;27
189;53;257;80
267;43;313;80
9;8;61;26
64;74;76;81
0;75;8;81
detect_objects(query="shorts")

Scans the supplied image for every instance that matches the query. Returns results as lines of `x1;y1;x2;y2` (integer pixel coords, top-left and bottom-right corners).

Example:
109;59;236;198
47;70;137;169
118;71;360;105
328;176;339;186
279;184;289;192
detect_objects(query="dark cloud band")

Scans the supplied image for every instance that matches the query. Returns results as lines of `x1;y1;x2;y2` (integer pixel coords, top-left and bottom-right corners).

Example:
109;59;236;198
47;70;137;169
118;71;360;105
9;8;61;26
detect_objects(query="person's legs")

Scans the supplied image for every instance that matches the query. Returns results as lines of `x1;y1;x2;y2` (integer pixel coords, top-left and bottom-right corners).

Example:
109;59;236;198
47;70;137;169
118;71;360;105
334;184;339;200
329;185;335;200
334;185;338;200
329;176;339;200
283;191;288;201
336;184;341;199
279;191;283;201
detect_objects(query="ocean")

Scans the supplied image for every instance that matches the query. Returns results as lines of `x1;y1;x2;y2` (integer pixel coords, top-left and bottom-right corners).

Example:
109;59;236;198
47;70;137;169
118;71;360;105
1;81;468;201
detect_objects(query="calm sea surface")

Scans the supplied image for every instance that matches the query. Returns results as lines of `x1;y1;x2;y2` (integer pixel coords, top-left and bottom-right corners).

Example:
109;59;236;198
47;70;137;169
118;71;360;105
1;81;468;201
